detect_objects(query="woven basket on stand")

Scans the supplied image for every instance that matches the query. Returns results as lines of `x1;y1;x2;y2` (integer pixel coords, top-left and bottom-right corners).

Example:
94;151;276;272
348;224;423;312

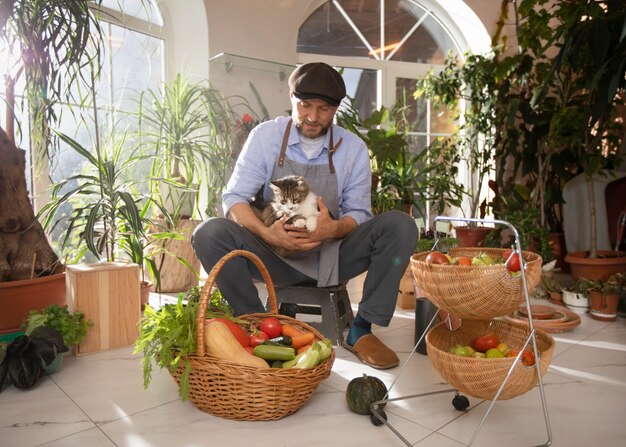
411;247;542;320
426;319;555;400
168;249;335;421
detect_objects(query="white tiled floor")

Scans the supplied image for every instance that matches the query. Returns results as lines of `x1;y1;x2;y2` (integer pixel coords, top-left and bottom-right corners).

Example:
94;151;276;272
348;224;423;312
2;288;626;447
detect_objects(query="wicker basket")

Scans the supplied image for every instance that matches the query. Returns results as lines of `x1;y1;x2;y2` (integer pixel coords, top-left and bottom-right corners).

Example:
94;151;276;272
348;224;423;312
411;248;542;320
168;250;335;421
426;319;555;400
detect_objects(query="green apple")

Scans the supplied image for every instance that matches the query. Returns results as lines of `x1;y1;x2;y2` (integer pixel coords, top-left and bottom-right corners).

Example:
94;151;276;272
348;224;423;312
485;348;505;358
453;346;471;357
472;253;495;266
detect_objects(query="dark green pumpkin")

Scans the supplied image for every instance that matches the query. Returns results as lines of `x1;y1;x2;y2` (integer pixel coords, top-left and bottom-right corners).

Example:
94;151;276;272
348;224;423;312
346;374;388;415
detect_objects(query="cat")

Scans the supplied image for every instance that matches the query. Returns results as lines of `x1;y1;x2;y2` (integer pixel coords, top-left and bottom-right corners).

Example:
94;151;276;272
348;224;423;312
251;175;320;256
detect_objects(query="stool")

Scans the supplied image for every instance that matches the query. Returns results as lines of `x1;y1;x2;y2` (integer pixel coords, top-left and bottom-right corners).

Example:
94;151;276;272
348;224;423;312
275;283;354;345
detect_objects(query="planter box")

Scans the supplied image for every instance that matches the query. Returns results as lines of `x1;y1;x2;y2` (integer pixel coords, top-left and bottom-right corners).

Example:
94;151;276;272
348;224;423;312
66;263;140;355
0;273;66;335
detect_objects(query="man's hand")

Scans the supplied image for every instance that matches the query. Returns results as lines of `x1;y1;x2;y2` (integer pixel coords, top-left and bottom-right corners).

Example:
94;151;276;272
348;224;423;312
283;197;356;243
269;216;321;251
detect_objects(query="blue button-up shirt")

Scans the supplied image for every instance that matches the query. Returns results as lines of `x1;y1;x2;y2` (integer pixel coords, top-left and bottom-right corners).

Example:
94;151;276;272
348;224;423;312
223;116;373;226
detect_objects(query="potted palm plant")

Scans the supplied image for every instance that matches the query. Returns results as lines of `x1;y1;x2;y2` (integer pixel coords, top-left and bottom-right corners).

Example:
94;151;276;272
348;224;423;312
137;74;216;219
40;125;178;311
0;0;105;334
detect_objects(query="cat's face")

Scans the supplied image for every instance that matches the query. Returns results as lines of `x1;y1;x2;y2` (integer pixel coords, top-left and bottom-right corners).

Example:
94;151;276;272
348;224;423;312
270;176;309;212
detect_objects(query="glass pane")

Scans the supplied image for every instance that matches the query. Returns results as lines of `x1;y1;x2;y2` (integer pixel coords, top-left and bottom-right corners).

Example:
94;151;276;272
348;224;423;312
109;24;164;113
430;101;457;135
395;77;426;133
384;0;427;59
298;0;379;59
342;67;378;121
100;0;163;26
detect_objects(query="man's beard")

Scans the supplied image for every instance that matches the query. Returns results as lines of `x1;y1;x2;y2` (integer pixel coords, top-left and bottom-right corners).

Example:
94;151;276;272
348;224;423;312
295;120;330;139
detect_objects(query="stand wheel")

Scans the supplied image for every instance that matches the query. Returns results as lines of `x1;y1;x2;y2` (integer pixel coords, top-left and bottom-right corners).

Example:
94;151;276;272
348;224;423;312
370;410;387;426
452;395;470;411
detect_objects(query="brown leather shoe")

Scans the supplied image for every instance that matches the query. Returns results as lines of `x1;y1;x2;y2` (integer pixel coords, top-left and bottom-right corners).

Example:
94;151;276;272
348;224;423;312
342;334;399;369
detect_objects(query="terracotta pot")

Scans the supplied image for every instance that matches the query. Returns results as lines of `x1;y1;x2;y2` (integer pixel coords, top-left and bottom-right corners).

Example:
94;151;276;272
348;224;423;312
454;226;492;248
564;250;626;280
588;290;619;322
140;280;153;310
548;232;569;273
548;291;564;305
0;273;67;335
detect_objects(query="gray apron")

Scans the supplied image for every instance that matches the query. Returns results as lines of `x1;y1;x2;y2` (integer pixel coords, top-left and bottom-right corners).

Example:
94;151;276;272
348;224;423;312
270;119;343;287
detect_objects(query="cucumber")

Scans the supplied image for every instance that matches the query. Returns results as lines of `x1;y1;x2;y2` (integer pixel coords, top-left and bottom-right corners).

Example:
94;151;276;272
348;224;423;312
253;344;296;361
260;336;293;347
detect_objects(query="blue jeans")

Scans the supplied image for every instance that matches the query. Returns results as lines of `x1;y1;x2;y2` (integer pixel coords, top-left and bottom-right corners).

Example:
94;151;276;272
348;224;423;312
191;210;417;326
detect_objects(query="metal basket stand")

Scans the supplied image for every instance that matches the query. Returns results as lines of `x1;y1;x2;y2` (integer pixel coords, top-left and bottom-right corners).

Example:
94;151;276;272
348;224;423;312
370;217;553;447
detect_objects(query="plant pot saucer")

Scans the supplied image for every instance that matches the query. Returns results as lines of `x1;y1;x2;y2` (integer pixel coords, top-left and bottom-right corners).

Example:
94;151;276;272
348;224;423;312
513;308;569;324
518;304;557;320
505;306;581;333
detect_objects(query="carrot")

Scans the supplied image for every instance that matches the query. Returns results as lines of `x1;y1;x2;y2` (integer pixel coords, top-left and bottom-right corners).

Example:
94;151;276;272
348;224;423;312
297;342;314;355
281;324;304;338
291;331;316;349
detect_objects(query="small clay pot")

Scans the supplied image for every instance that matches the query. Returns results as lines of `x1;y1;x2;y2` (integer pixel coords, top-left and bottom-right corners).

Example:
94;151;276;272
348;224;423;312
548;291;564;305
588;290;619;322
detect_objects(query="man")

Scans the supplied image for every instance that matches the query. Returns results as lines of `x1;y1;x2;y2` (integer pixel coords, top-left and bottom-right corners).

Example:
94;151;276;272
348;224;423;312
192;62;417;369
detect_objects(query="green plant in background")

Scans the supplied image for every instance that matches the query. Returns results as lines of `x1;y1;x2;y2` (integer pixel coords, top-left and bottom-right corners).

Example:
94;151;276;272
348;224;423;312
415;51;499;228
337;98;463;220
531;0;625;258
201;87;261;217
490;0;625;260
118;198;185;291
137;75;261;218
0;0;105;281
39;130;177;281
588;273;625;297
24;304;93;349
137;74;213;219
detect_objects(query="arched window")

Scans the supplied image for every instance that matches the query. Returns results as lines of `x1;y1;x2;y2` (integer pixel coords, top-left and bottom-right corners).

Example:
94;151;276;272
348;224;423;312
297;0;492;221
297;0;485;154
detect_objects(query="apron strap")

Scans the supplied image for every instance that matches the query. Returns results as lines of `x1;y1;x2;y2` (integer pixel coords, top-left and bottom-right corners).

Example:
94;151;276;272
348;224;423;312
278;118;342;174
328;126;342;175
278;119;292;167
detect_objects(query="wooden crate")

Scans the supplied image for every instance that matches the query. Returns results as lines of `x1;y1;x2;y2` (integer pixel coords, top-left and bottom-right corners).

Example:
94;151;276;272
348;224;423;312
66;262;140;355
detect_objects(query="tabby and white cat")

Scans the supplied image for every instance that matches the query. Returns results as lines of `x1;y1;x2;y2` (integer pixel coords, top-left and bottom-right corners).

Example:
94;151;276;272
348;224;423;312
252;175;320;256
252;175;319;231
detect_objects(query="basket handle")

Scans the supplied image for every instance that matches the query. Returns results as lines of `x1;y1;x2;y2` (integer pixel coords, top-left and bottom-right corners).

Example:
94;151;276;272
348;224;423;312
196;250;278;357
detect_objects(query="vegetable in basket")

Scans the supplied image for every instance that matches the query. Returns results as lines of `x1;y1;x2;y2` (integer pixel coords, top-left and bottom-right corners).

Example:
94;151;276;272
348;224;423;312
134;289;240;400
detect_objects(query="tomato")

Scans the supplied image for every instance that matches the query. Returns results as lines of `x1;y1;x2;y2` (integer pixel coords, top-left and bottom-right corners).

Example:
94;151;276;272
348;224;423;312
207;318;249;347
457;256;472;266
260;317;283;339
503;249;521;272
471;333;500;353
249;331;269;347
425;251;450;265
506;349;536;366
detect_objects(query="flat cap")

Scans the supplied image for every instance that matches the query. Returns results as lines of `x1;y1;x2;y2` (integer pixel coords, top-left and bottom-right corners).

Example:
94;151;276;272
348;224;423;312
288;62;346;107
